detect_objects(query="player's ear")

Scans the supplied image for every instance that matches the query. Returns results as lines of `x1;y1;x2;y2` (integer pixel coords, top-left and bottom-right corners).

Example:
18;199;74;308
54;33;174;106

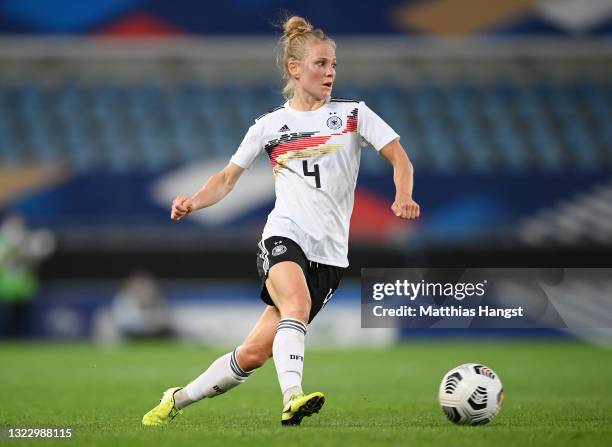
287;58;300;80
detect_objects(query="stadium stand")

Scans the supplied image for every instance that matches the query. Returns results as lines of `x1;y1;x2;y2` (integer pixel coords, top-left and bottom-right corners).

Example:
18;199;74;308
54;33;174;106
1;79;611;173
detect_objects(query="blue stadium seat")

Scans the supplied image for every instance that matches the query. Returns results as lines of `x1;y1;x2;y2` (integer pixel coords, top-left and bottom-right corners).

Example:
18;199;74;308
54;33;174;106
491;123;529;171
413;83;444;117
563;120;599;170
421;118;457;172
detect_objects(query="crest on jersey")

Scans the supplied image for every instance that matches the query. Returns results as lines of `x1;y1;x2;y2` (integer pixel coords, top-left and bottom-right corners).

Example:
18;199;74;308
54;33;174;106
326;116;342;130
272;245;287;256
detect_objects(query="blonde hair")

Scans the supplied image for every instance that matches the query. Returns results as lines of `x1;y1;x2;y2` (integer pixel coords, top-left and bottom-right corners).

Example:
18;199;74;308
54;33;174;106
277;15;335;99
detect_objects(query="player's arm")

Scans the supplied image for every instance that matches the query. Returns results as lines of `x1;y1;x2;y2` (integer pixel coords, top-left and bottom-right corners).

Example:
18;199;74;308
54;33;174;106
171;162;245;220
379;139;420;220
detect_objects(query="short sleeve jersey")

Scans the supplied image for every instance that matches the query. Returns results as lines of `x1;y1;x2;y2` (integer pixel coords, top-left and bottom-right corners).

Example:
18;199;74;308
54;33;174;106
231;98;399;267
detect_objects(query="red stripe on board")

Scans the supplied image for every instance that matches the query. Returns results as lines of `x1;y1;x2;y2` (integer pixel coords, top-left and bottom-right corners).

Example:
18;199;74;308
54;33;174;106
95;12;185;37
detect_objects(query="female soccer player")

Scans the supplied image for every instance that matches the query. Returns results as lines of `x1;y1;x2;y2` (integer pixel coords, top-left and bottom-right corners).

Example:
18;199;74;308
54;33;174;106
142;15;420;427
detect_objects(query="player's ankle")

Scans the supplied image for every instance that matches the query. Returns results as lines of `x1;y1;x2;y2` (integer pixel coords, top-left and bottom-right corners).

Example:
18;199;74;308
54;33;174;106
283;386;302;405
174;388;196;410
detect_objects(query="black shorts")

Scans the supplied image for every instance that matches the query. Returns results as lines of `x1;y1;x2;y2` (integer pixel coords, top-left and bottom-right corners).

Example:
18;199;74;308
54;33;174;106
256;236;345;323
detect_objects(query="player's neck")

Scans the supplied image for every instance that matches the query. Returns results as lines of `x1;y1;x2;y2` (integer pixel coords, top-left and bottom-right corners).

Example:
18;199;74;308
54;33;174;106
289;92;327;112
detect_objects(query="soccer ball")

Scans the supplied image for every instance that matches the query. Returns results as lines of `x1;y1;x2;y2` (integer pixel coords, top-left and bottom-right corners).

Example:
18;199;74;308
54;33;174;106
438;363;504;425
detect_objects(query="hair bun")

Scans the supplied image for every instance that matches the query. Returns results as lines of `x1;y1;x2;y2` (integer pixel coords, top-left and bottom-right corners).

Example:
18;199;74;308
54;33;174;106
284;16;313;40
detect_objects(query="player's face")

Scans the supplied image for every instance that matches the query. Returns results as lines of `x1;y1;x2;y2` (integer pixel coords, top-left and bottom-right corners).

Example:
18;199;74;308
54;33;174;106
296;41;336;100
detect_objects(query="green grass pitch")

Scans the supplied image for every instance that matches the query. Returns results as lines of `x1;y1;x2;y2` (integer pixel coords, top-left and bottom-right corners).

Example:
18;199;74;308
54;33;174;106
1;340;611;446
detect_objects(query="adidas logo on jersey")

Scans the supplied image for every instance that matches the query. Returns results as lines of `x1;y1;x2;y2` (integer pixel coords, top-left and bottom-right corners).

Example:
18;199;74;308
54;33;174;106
278;124;290;132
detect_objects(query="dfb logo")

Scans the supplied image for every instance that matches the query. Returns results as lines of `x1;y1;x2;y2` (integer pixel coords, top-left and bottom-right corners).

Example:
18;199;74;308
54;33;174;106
213;385;225;394
272;245;287;256
290;354;304;362
327;115;342;130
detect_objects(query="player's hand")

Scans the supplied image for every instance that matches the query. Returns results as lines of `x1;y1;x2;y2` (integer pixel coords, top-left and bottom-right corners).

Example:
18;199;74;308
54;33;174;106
171;196;195;220
391;196;420;220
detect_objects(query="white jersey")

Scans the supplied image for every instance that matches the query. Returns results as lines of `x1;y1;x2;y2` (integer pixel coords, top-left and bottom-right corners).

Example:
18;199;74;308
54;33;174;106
230;97;399;267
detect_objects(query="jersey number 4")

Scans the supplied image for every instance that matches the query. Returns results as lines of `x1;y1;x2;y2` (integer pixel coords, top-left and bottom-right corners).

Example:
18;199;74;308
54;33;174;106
302;160;321;188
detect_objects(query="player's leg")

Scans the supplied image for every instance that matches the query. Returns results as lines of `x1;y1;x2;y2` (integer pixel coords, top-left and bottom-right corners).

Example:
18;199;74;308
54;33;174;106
266;261;324;425
142;306;278;426
235;304;279;370
175;305;279;407
266;261;311;320
266;261;311;402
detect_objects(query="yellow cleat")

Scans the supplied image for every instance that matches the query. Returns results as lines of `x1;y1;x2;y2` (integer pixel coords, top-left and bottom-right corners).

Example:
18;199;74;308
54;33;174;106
281;391;325;426
142;387;183;426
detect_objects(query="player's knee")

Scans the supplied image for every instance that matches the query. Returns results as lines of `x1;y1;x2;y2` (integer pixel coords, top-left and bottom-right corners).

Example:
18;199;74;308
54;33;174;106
281;298;311;323
236;343;271;371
